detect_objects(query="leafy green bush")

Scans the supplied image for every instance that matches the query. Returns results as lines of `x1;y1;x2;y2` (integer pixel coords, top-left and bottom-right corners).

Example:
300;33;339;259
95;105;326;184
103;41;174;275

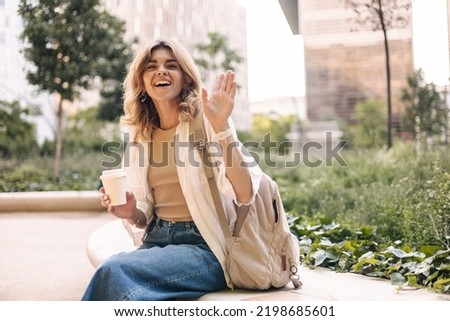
406;168;450;249
293;216;450;293
349;99;387;149
0;154;102;192
0;100;39;159
1;132;449;293
401;69;448;150
251;114;296;155
63;107;121;155
267;142;450;247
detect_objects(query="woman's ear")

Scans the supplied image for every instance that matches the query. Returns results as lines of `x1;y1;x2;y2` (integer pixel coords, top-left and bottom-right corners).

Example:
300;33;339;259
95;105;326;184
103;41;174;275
183;75;193;88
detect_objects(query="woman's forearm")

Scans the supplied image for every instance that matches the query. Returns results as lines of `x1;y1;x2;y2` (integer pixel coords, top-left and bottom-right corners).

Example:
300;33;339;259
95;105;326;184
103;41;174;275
219;135;253;204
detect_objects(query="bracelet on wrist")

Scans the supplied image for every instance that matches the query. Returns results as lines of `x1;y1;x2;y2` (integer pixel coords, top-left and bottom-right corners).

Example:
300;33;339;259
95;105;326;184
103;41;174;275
214;127;234;141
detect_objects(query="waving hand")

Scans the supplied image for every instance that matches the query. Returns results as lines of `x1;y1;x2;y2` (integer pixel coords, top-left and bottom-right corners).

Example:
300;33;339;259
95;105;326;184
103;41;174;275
201;70;237;132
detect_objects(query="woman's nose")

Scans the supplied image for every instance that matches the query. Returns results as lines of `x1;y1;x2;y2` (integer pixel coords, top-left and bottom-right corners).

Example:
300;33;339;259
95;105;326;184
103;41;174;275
156;66;167;75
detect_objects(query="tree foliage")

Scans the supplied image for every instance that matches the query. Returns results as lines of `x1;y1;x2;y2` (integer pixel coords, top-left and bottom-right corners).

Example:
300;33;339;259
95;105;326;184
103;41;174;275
251;113;295;155
346;0;411;31
351;99;387;149
345;0;412;150
194;32;243;84
96;32;136;122
401;69;448;150
64;107;121;154
0;100;38;159
18;0;132;176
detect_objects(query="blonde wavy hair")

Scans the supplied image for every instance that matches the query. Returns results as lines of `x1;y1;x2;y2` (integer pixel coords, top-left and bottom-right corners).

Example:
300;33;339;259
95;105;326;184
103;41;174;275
120;38;202;141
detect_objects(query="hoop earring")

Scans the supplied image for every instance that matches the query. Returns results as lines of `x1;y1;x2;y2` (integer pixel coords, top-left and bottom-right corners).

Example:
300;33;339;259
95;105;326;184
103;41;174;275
140;92;149;103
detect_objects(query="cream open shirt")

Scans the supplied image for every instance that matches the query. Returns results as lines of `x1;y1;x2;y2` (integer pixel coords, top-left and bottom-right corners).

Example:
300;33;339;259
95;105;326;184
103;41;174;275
122;113;263;288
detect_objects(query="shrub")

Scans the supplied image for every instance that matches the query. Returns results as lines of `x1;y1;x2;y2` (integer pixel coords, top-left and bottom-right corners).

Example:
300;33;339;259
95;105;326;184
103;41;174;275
267;142;450;247
0;100;38;159
293;215;450;293
0;154;102;192
350;99;387;149
407;168;450;249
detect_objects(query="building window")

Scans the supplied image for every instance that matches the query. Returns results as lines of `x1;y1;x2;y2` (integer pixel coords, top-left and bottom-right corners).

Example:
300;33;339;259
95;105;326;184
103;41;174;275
0;0;4;8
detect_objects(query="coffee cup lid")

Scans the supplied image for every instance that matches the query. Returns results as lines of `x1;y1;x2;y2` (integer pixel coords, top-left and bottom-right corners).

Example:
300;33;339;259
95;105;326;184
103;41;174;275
100;169;125;178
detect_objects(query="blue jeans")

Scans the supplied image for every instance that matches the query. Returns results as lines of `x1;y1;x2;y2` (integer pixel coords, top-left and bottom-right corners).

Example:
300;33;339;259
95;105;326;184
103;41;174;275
81;218;227;301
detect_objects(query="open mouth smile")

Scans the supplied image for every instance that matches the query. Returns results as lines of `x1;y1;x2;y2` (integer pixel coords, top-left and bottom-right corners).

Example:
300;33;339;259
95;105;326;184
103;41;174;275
154;81;172;87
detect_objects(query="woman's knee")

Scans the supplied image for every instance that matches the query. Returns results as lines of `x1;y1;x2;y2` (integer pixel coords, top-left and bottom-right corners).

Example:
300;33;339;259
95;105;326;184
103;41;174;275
97;252;130;274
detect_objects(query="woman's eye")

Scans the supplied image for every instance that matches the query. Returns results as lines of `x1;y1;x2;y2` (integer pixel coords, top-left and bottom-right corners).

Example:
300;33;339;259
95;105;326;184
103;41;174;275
146;64;157;70
167;64;178;69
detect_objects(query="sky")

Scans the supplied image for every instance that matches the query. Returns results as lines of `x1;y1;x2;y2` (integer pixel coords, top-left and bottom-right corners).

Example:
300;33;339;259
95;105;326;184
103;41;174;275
238;0;305;102
239;0;450;102
412;0;450;86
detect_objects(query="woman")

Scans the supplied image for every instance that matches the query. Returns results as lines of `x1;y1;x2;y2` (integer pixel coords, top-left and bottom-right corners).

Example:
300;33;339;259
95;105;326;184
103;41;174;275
82;38;262;300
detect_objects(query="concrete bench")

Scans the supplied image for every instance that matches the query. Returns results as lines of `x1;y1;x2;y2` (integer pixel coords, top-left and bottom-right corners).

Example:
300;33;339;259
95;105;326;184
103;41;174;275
86;219;305;301
86;219;450;301
0;191;103;212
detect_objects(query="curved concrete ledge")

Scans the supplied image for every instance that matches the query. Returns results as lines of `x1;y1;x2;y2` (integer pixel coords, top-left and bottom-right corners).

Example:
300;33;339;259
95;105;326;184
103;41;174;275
86;219;450;301
87;219;136;267
0;190;103;212
86;219;301;300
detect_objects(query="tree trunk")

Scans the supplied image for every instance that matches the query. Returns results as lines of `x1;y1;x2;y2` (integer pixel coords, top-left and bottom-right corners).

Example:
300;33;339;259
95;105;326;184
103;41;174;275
414;115;421;156
53;96;64;178
445;106;449;147
380;11;393;150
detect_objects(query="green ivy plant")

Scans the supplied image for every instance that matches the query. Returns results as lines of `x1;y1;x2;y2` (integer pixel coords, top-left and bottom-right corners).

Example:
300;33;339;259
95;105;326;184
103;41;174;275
291;216;450;294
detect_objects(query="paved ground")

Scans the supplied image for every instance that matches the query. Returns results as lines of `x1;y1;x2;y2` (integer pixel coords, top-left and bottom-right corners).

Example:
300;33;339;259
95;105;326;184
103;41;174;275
0;212;449;301
0;212;114;300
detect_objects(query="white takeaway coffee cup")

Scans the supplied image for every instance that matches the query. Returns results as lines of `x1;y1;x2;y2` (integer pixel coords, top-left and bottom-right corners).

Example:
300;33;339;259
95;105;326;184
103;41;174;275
100;169;127;206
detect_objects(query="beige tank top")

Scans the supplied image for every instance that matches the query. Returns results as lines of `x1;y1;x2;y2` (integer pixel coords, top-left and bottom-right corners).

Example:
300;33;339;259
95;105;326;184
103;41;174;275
148;126;192;222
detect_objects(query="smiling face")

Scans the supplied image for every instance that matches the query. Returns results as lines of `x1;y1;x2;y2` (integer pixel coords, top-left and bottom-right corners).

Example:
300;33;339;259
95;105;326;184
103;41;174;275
142;47;187;107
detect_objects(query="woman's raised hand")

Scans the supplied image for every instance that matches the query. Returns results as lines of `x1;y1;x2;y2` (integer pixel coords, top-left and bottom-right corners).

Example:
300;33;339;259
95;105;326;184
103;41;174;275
201;70;237;132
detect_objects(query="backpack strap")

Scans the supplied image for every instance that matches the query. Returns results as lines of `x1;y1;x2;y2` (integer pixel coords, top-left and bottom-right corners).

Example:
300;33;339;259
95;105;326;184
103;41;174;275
191;111;303;290
190;109;232;238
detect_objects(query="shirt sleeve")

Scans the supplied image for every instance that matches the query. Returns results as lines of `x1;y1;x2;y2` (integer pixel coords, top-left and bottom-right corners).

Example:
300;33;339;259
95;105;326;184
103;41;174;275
121;131;154;223
202;114;263;207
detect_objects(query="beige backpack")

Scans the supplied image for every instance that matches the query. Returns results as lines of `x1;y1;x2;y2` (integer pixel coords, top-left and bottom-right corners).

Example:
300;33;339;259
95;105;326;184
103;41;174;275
191;111;302;290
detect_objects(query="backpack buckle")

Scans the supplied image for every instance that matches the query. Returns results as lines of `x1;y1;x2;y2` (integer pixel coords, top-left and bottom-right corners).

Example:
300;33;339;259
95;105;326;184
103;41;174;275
195;139;206;151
